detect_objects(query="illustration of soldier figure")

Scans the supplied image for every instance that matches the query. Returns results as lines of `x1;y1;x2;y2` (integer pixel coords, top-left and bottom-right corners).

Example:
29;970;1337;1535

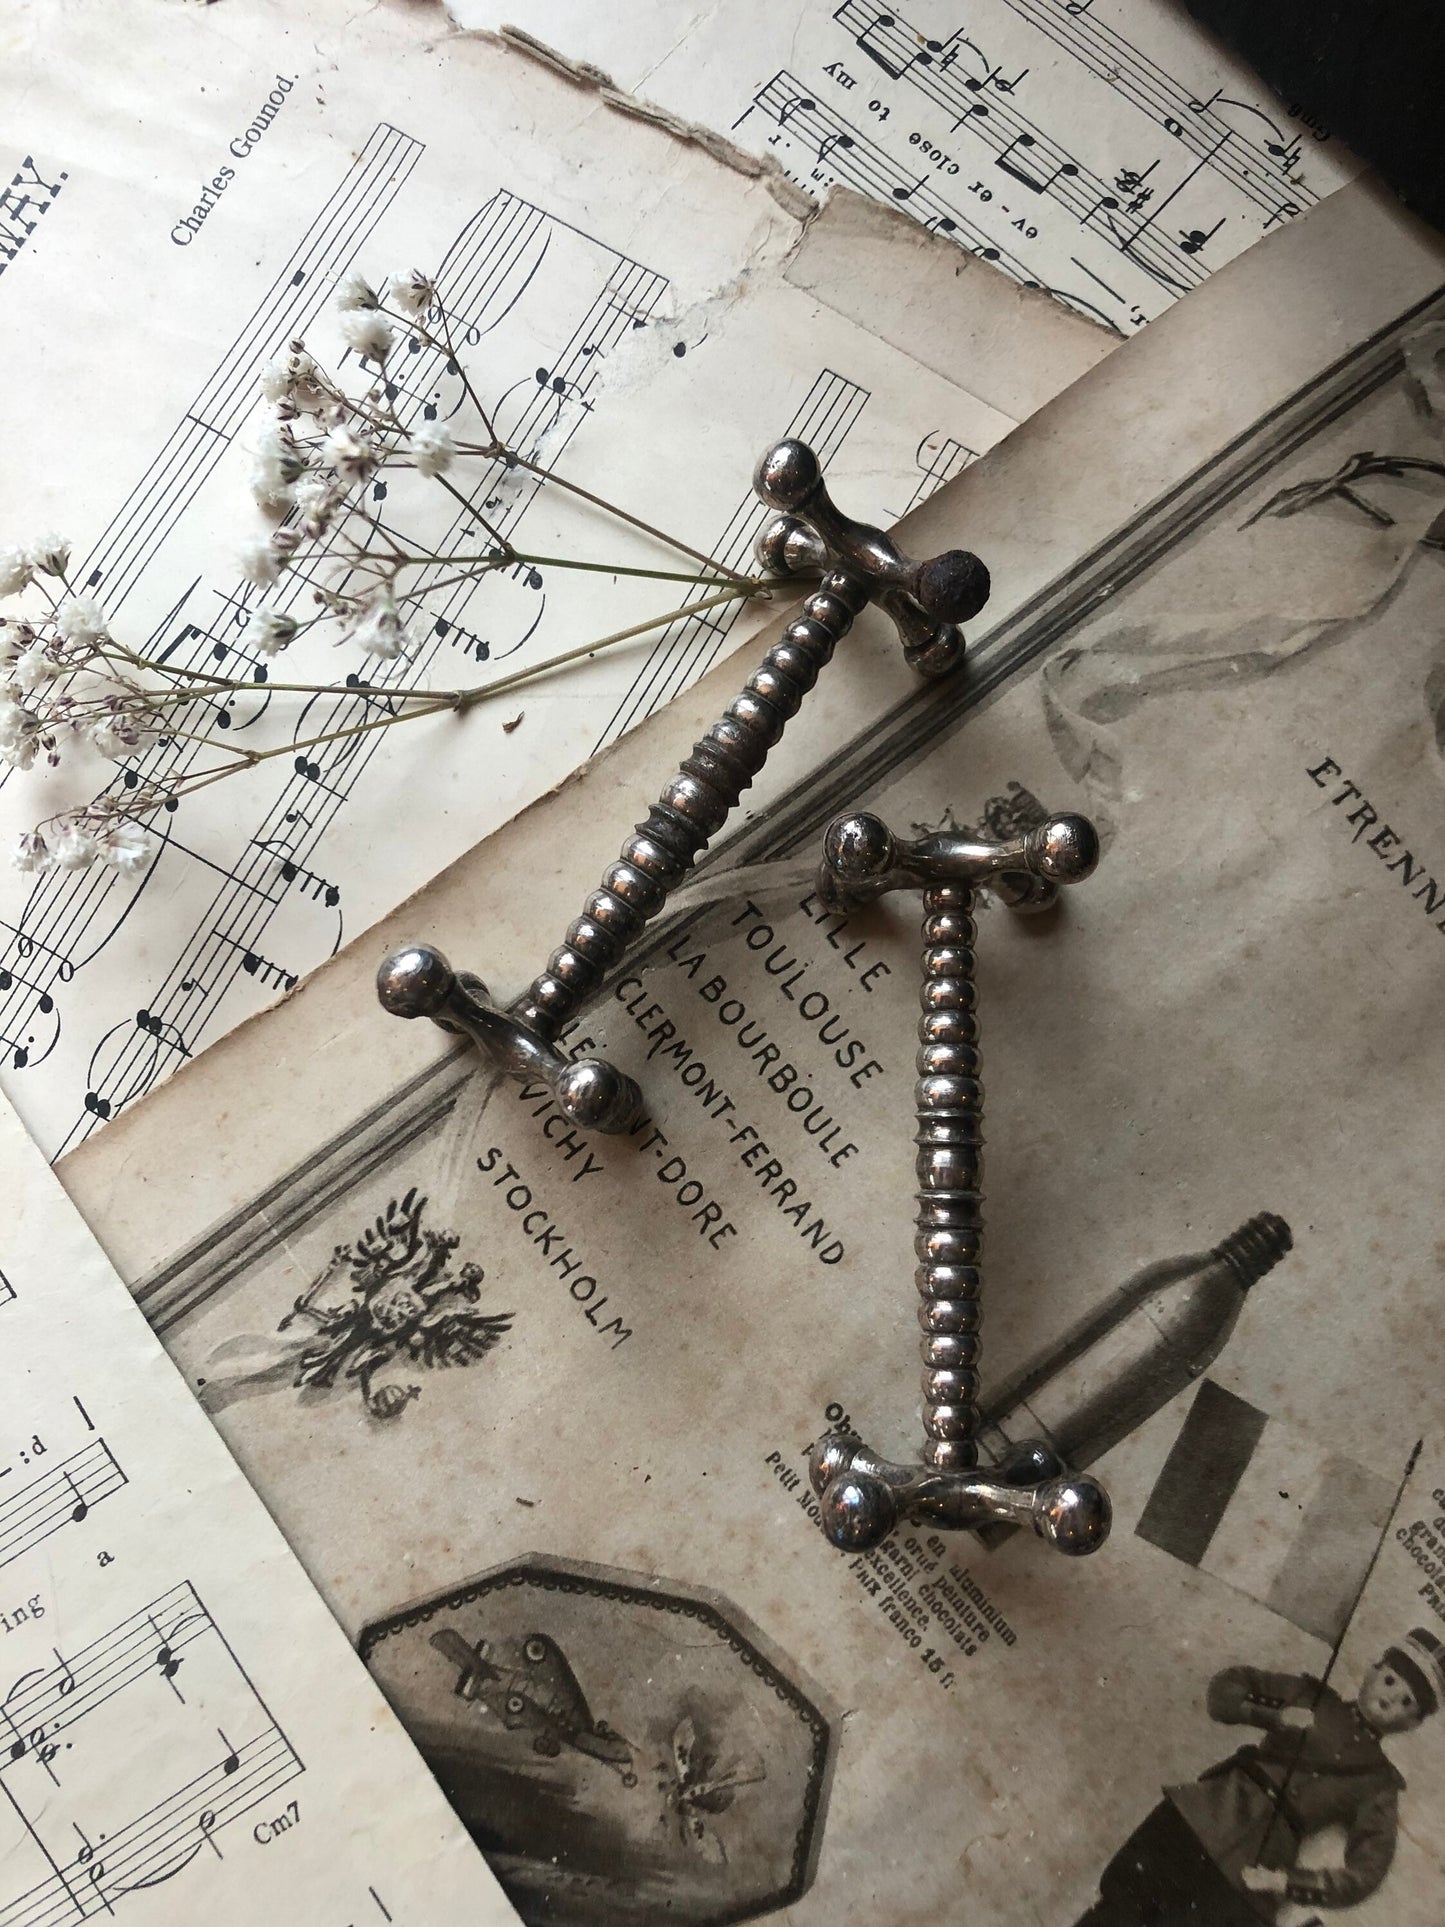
1076;1627;1445;1922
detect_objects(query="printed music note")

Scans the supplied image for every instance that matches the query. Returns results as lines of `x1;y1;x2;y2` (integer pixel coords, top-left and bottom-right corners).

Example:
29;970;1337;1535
0;1270;13;1308
0;1439;127;1572
994;132;1079;194
775;91;816;130
891;171;930;203
0;1585;305;1924
1264;200;1301;228
986;63;1028;94
230;943;299;993
1179;217;1224;255
817;130;855;167
851;10;907;80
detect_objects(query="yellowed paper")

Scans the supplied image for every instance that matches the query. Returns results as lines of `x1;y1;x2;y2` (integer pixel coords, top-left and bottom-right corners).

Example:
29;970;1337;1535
0;1089;516;1922
452;0;1359;333
62;180;1445;1920
0;0;1023;1158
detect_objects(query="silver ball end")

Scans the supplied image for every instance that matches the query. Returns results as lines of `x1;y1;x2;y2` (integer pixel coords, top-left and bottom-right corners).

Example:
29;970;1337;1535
754;438;821;513
823;812;895;884
1028;813;1100;885
754;512;820;579
808;1432;858;1498
554;1058;643;1135
1033;1474;1111;1556
377;944;455;1020
819;1471;898;1551
904;624;967;680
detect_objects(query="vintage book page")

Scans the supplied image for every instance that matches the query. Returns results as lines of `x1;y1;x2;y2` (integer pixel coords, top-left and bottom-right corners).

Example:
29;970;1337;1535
63;180;1445;1922
451;0;1358;333
0;0;1039;1158
0;1089;516;1923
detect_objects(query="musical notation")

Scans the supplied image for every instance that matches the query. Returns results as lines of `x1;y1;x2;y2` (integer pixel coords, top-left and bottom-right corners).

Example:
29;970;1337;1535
0;1272;12;1310
993;0;1320;216
717;0;1345;337
740;76;1123;328
0;1442;126;1574
0;166;670;1155
0;1583;302;1925
899;434;977;518
825;0;1322;303
596;368;869;747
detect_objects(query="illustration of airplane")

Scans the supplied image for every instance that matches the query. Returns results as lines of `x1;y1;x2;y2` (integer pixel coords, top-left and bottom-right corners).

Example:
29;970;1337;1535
430;1627;637;1784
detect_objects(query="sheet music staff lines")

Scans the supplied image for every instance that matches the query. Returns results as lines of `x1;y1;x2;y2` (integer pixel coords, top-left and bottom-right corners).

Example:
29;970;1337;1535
741;75;1030;279
0;1442;126;1575
0;194;640;1122
45;197;668;1150
0;1584;302;1926
993;0;1319;219
596;368;870;747
72;124;424;622
900;435;976;516
0;123;425;1088
832;0;1209;294
740;76;1127;327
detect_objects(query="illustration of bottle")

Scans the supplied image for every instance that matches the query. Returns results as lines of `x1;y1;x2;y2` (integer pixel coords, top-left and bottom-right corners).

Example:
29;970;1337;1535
977;1212;1293;1477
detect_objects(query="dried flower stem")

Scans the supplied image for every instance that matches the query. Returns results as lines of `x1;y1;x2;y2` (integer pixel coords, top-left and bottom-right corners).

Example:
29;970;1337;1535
1;267;775;880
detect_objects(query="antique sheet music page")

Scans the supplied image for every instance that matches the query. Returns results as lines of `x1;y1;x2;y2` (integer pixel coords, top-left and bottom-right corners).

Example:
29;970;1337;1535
450;0;1359;334
63;180;1445;1921
0;0;1076;1158
0;1089;516;1923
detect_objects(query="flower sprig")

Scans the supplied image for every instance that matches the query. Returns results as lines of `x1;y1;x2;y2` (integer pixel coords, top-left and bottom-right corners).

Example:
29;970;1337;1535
1;266;767;877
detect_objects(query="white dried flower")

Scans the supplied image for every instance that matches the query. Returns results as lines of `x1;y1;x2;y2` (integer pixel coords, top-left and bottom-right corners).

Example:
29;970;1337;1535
0;691;31;748
48;820;97;869
0;618;33;664
260;346;327;414
11;829;49;874
237;528;299;588
251;418;309;513
321;422;377;484
0;547;33;598
27;533;71;578
56;594;109;646
13;645;60;694
88;718;134;759
1;737;37;772
352;591;407;660
98;820;152;875
336;270;380;312
88;704;158;759
339;310;393;363
244;606;298;657
292;473;340;539
385;269;435;320
411;421;456;479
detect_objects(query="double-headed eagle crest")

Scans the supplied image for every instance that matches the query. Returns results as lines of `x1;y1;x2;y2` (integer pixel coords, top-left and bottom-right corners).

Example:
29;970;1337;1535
279;1188;513;1419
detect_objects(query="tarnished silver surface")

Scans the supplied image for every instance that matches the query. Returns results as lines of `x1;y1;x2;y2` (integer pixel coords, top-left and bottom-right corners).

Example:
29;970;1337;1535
379;439;991;1125
805;809;1113;1555
817;809;1100;914
376;944;643;1133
